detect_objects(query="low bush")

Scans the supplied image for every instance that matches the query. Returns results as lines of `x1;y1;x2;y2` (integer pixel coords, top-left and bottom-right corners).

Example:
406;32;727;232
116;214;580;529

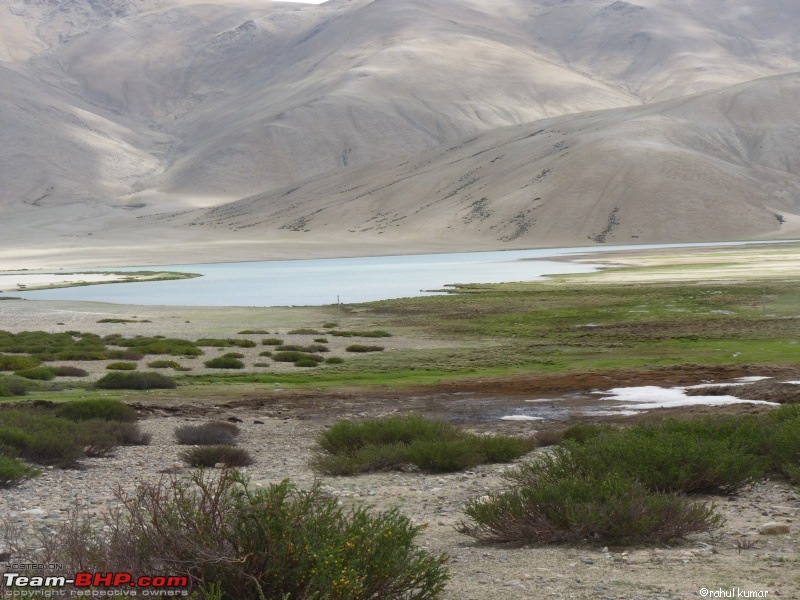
95;371;177;390
331;330;392;338
52;365;89;377
0;354;41;371
175;421;240;446
459;466;722;545
314;415;533;475
258;351;272;357
221;352;245;359
293;359;319;368
147;360;181;369
115;337;202;357
0;375;31;397
30;471;448;599
276;344;329;353
58;398;137;423
107;361;138;371
324;357;345;365
0;455;38;487
204;357;245;369
14;366;57;381
180;445;254;467
238;329;270;335
262;338;283;346
345;344;384;353
106;350;145;361
287;328;321;335
559;419;761;494
197;338;256;348
271;351;323;363
313;338;329;343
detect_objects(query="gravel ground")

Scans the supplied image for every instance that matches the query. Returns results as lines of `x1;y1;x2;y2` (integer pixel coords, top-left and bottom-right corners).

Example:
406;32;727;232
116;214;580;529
1;408;798;600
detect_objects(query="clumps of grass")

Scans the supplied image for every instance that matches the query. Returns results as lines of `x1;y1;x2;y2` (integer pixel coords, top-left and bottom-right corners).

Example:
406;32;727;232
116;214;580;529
287;328;322;335
95;371;176;390
147;360;181;369
14;366;57;381
106;349;145;361
457;412;800;547
258;351;272;357
113;336;202;357
0;455;39;487
180;446;254;467
262;338;284;346
0;330;107;360
52;365;89;377
0;375;32;397
238;329;270;334
294;359;319;368
0;400;148;473
106;361;138;371
324;357;345;365
331;330;392;338
30;471;448;598
204;356;245;369
0;354;41;371
272;351;324;363
345;344;384;353
175;421;240;446
459;466;721;545
313;338;329;343
197;338;257;348
323;322;338;328
58;398;137;422
276;344;329;353
314;414;533;475
222;352;245;358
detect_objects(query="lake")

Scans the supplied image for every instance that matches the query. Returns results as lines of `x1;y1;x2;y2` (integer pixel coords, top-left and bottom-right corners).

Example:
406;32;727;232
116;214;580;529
1;241;778;307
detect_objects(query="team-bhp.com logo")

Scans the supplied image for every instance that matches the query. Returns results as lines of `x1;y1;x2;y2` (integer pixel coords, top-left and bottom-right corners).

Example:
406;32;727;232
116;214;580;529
3;572;188;597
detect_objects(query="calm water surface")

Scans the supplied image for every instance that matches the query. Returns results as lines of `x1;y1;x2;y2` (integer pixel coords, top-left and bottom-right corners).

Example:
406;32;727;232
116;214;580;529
2;242;779;307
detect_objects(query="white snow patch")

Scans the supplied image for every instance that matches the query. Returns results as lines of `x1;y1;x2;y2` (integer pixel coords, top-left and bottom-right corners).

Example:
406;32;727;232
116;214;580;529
500;415;544;421
596;385;778;411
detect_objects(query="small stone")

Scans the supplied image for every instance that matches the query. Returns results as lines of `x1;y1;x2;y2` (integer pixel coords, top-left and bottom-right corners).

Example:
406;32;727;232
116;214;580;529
214;462;226;469
22;509;46;517
759;522;790;535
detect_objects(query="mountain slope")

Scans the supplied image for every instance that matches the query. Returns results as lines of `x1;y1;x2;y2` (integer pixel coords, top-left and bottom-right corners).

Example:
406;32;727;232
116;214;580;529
179;73;800;247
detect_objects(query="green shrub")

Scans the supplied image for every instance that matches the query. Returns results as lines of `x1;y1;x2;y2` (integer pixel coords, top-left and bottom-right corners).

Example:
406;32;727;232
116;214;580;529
331;330;392;338
52;365;89;377
222;352;245;359
459;465;722;545
180;445;254;467
107;361;138;371
147;360;181;369
38;472;448;599
313;338;329;343
106;350;145;361
14;366;56;381
277;344;329;353
0;375;31;397
0;455;38;487
0;354;41;371
272;351;323;363
204;357;245;369
315;415;532;475
287;328;321;335
258;351;272;357
115;337;202;357
95;371;176;390
293;359;319;368
238;329;270;335
197;338;256;348
262;338;284;346
345;344;384;353
561;420;762;494
175;421;240;446
324;357;345;365
58;398;137;422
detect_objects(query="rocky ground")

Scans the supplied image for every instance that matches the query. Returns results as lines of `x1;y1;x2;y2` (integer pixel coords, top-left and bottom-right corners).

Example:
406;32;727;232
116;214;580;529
1;395;798;600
